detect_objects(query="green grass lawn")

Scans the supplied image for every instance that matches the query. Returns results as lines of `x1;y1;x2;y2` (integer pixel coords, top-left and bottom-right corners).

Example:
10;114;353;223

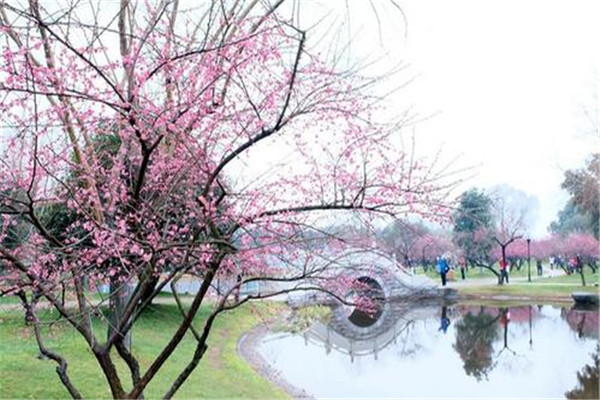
0;295;22;305
459;282;598;298
417;263;599;284
0;302;287;399
536;271;600;285
416;264;504;280
415;261;599;299
459;267;599;299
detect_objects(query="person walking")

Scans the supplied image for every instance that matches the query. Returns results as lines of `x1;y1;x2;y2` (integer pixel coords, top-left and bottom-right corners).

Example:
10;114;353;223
499;257;509;284
458;256;467;280
575;255;583;274
568;256;577;274
437;256;449;286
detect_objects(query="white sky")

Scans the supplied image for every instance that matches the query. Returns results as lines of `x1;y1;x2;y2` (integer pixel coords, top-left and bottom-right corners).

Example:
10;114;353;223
301;0;600;238
2;1;598;238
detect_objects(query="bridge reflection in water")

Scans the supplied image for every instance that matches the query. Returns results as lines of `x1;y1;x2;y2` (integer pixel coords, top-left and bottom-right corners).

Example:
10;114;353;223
301;300;439;362
260;303;599;399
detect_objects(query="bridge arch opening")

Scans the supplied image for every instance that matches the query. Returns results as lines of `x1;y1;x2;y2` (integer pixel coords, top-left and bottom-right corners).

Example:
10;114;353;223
347;276;385;327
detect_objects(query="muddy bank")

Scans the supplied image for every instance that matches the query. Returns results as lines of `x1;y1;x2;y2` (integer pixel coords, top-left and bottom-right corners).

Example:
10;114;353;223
237;324;312;400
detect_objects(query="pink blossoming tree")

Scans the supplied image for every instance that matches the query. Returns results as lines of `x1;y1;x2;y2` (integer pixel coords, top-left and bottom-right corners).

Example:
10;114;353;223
457;192;525;284
0;1;456;398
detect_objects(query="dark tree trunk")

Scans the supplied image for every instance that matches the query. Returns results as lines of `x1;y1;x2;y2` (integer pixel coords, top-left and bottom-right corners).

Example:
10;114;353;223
138;274;159;306
499;246;507;285
108;279;133;352
578;269;587;287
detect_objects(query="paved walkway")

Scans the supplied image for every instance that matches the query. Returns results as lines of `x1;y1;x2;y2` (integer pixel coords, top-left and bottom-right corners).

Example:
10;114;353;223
432;268;597;290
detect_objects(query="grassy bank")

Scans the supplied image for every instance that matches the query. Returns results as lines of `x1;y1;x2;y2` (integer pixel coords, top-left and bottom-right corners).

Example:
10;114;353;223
458;281;599;299
456;267;599;300
0;302;287;399
417;262;599;283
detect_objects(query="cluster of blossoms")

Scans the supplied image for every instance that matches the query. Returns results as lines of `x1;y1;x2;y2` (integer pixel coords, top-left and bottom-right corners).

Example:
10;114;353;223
0;3;452;299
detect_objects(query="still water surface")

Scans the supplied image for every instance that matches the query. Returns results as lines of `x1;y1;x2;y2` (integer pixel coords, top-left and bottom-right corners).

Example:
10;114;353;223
259;303;599;399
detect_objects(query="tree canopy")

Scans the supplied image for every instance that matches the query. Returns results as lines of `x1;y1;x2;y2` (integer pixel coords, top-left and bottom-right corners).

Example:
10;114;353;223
452;189;494;264
0;1;456;398
551;154;599;239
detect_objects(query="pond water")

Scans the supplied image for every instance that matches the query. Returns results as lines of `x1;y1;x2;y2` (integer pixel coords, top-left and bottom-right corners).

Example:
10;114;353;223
259;302;599;399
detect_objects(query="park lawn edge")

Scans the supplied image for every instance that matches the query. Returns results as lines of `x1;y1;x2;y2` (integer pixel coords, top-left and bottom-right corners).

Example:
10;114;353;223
456;282;599;303
0;302;290;399
2;285;598;399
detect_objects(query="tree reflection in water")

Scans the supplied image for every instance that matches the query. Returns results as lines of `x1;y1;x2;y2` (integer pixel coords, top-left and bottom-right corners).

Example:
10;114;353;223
453;307;500;381
565;345;599;400
261;303;599;398
496;308;517;357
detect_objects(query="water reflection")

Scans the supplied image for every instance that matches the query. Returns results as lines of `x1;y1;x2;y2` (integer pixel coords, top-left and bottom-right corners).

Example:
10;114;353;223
453;307;500;380
563;307;599;339
302;301;418;362
346;276;385;328
439;306;451;334
260;303;599;398
565;345;599;399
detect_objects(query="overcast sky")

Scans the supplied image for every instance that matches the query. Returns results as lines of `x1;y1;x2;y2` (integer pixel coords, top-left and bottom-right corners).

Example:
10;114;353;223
304;0;600;238
3;1;597;238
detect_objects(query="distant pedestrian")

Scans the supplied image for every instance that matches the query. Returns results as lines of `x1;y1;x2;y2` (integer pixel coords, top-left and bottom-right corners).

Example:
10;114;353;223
575;255;583;273
568;257;577;275
500;257;509;284
437;256;450;286
458;257;467;280
537;260;543;276
556;256;565;272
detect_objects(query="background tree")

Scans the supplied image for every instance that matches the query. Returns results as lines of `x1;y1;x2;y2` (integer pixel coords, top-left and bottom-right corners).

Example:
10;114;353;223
488;192;525;277
453;188;527;284
500;239;528;271
549;201;595;237
530;233;599;280
563;233;600;286
489;184;537;272
0;189;31;251
452;189;494;267
414;231;455;270
0;1;457;398
551;154;600;239
379;219;429;268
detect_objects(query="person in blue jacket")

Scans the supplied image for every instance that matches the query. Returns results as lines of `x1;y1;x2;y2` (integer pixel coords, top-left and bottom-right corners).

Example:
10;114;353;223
437;256;449;286
439;306;451;333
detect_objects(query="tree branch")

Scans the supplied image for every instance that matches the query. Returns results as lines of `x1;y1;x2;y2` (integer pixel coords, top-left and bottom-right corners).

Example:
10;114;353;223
17;292;83;399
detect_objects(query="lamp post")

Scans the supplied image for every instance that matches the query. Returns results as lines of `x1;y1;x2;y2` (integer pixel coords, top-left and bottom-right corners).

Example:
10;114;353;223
528;305;533;348
527;238;531;283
